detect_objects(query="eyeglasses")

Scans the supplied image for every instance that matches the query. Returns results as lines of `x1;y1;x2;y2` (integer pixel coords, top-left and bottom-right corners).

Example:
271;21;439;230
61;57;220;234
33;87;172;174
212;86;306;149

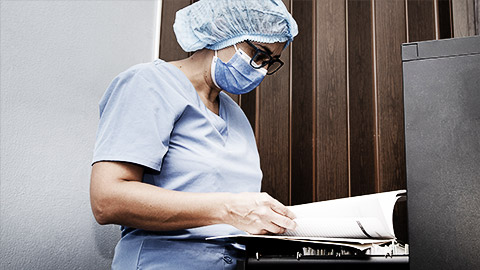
245;40;284;75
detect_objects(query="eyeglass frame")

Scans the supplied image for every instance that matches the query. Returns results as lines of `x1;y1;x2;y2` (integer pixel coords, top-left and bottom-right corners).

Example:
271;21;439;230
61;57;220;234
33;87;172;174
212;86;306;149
244;40;284;75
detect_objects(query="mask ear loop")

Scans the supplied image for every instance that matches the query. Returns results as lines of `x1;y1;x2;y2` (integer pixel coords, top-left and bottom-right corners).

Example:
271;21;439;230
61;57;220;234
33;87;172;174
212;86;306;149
211;50;221;89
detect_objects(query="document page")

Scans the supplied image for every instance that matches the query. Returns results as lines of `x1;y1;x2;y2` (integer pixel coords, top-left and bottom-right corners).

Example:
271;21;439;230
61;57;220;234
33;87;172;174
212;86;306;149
282;217;388;238
281;190;405;239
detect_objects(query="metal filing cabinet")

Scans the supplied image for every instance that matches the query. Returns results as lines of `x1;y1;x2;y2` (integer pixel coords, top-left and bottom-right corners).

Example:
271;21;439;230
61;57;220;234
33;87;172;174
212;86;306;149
402;35;480;270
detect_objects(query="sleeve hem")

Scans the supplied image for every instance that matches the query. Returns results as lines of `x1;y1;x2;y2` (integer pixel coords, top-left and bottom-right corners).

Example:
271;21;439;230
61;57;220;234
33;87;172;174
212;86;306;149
91;155;162;172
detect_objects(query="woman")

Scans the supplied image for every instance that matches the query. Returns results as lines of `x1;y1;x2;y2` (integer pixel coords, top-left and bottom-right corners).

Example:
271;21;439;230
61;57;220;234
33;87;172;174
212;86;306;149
90;0;298;269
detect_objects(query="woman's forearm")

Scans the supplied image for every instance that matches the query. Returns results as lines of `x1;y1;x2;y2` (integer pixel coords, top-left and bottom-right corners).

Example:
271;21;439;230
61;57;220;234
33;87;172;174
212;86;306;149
90;161;296;234
90;162;230;231
109;183;228;231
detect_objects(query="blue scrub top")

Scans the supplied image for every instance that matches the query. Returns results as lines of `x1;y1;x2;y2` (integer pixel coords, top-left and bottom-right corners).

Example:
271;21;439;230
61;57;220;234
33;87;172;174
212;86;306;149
92;59;262;269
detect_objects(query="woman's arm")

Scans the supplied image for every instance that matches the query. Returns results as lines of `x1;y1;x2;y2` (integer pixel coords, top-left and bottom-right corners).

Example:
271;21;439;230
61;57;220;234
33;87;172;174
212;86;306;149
90;161;296;234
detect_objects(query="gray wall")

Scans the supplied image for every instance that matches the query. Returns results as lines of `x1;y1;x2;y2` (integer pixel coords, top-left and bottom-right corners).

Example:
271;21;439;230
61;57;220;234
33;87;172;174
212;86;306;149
1;1;160;269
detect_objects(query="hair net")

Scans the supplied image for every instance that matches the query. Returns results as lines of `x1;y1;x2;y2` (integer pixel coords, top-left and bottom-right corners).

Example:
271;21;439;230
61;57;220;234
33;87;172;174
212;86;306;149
173;0;298;52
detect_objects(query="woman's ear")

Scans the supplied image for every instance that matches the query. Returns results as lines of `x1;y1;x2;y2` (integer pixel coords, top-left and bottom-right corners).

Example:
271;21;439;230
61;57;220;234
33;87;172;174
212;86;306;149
216;45;237;63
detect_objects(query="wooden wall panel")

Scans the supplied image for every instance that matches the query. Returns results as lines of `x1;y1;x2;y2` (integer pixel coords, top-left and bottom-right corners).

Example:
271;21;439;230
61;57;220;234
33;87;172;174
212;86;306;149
452;0;477;37
314;0;349;201
257;1;292;205
257;75;291;205
240;91;257;132
374;0;407;192
291;0;315;205
438;0;453;39
407;0;436;42
347;0;376;197
158;0;191;61
374;0;408;242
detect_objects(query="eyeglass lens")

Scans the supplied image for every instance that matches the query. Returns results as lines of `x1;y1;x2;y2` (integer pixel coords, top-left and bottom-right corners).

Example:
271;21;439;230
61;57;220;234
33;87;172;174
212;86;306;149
251;51;283;74
251;51;270;67
266;61;282;74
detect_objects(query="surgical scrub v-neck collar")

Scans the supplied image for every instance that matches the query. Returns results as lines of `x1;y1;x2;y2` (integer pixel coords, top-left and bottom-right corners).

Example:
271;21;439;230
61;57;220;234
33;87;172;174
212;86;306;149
163;61;230;141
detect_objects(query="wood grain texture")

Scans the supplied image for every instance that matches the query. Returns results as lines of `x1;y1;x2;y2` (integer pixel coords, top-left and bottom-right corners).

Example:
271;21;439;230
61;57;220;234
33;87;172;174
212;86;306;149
256;0;292;205
291;0;315;205
407;0;436;42
452;0;476;37
315;0;349;201
240;91;257;131
438;0;453;39
256;66;291;205
159;0;191;61
347;0;376;197
374;0;407;192
374;2;408;241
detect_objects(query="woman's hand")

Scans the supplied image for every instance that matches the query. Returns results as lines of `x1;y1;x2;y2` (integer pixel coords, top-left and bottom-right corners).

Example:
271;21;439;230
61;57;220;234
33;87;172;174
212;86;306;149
223;192;297;235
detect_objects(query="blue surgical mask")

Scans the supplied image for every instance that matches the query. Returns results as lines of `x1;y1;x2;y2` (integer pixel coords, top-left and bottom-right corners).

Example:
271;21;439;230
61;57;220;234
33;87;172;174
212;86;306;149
211;44;267;95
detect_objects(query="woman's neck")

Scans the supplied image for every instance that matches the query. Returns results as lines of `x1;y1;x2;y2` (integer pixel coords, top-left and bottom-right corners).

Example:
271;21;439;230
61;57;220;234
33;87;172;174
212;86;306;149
169;50;221;114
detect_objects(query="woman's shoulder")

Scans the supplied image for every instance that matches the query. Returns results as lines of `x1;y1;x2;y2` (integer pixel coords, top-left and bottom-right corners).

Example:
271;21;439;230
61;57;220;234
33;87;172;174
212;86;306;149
115;59;178;82
101;60;193;114
111;59;193;98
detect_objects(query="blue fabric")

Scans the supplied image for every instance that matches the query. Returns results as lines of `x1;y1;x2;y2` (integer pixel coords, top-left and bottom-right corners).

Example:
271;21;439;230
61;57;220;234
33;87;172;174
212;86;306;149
212;46;266;95
92;59;262;269
173;0;298;52
111;231;245;270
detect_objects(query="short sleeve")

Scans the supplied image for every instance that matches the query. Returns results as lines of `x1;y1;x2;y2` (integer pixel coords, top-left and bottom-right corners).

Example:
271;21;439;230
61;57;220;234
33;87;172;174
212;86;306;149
92;65;179;171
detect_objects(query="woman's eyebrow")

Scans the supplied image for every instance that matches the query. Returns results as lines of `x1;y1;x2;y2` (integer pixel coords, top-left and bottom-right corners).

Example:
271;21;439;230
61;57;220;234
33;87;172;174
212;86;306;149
257;44;279;57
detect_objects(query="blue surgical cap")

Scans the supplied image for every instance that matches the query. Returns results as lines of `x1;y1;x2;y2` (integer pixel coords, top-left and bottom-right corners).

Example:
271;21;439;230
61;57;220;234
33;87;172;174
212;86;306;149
173;0;299;52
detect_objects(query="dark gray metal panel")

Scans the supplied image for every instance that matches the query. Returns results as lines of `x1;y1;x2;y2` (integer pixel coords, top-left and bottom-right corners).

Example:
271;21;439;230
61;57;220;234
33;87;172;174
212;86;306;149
403;46;480;269
477;0;480;35
402;35;480;60
402;43;418;61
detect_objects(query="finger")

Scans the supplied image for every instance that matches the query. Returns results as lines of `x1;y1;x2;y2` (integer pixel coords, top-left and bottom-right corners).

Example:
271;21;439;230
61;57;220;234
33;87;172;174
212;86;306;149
270;212;297;231
254;229;270;235
268;199;297;220
263;221;287;235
